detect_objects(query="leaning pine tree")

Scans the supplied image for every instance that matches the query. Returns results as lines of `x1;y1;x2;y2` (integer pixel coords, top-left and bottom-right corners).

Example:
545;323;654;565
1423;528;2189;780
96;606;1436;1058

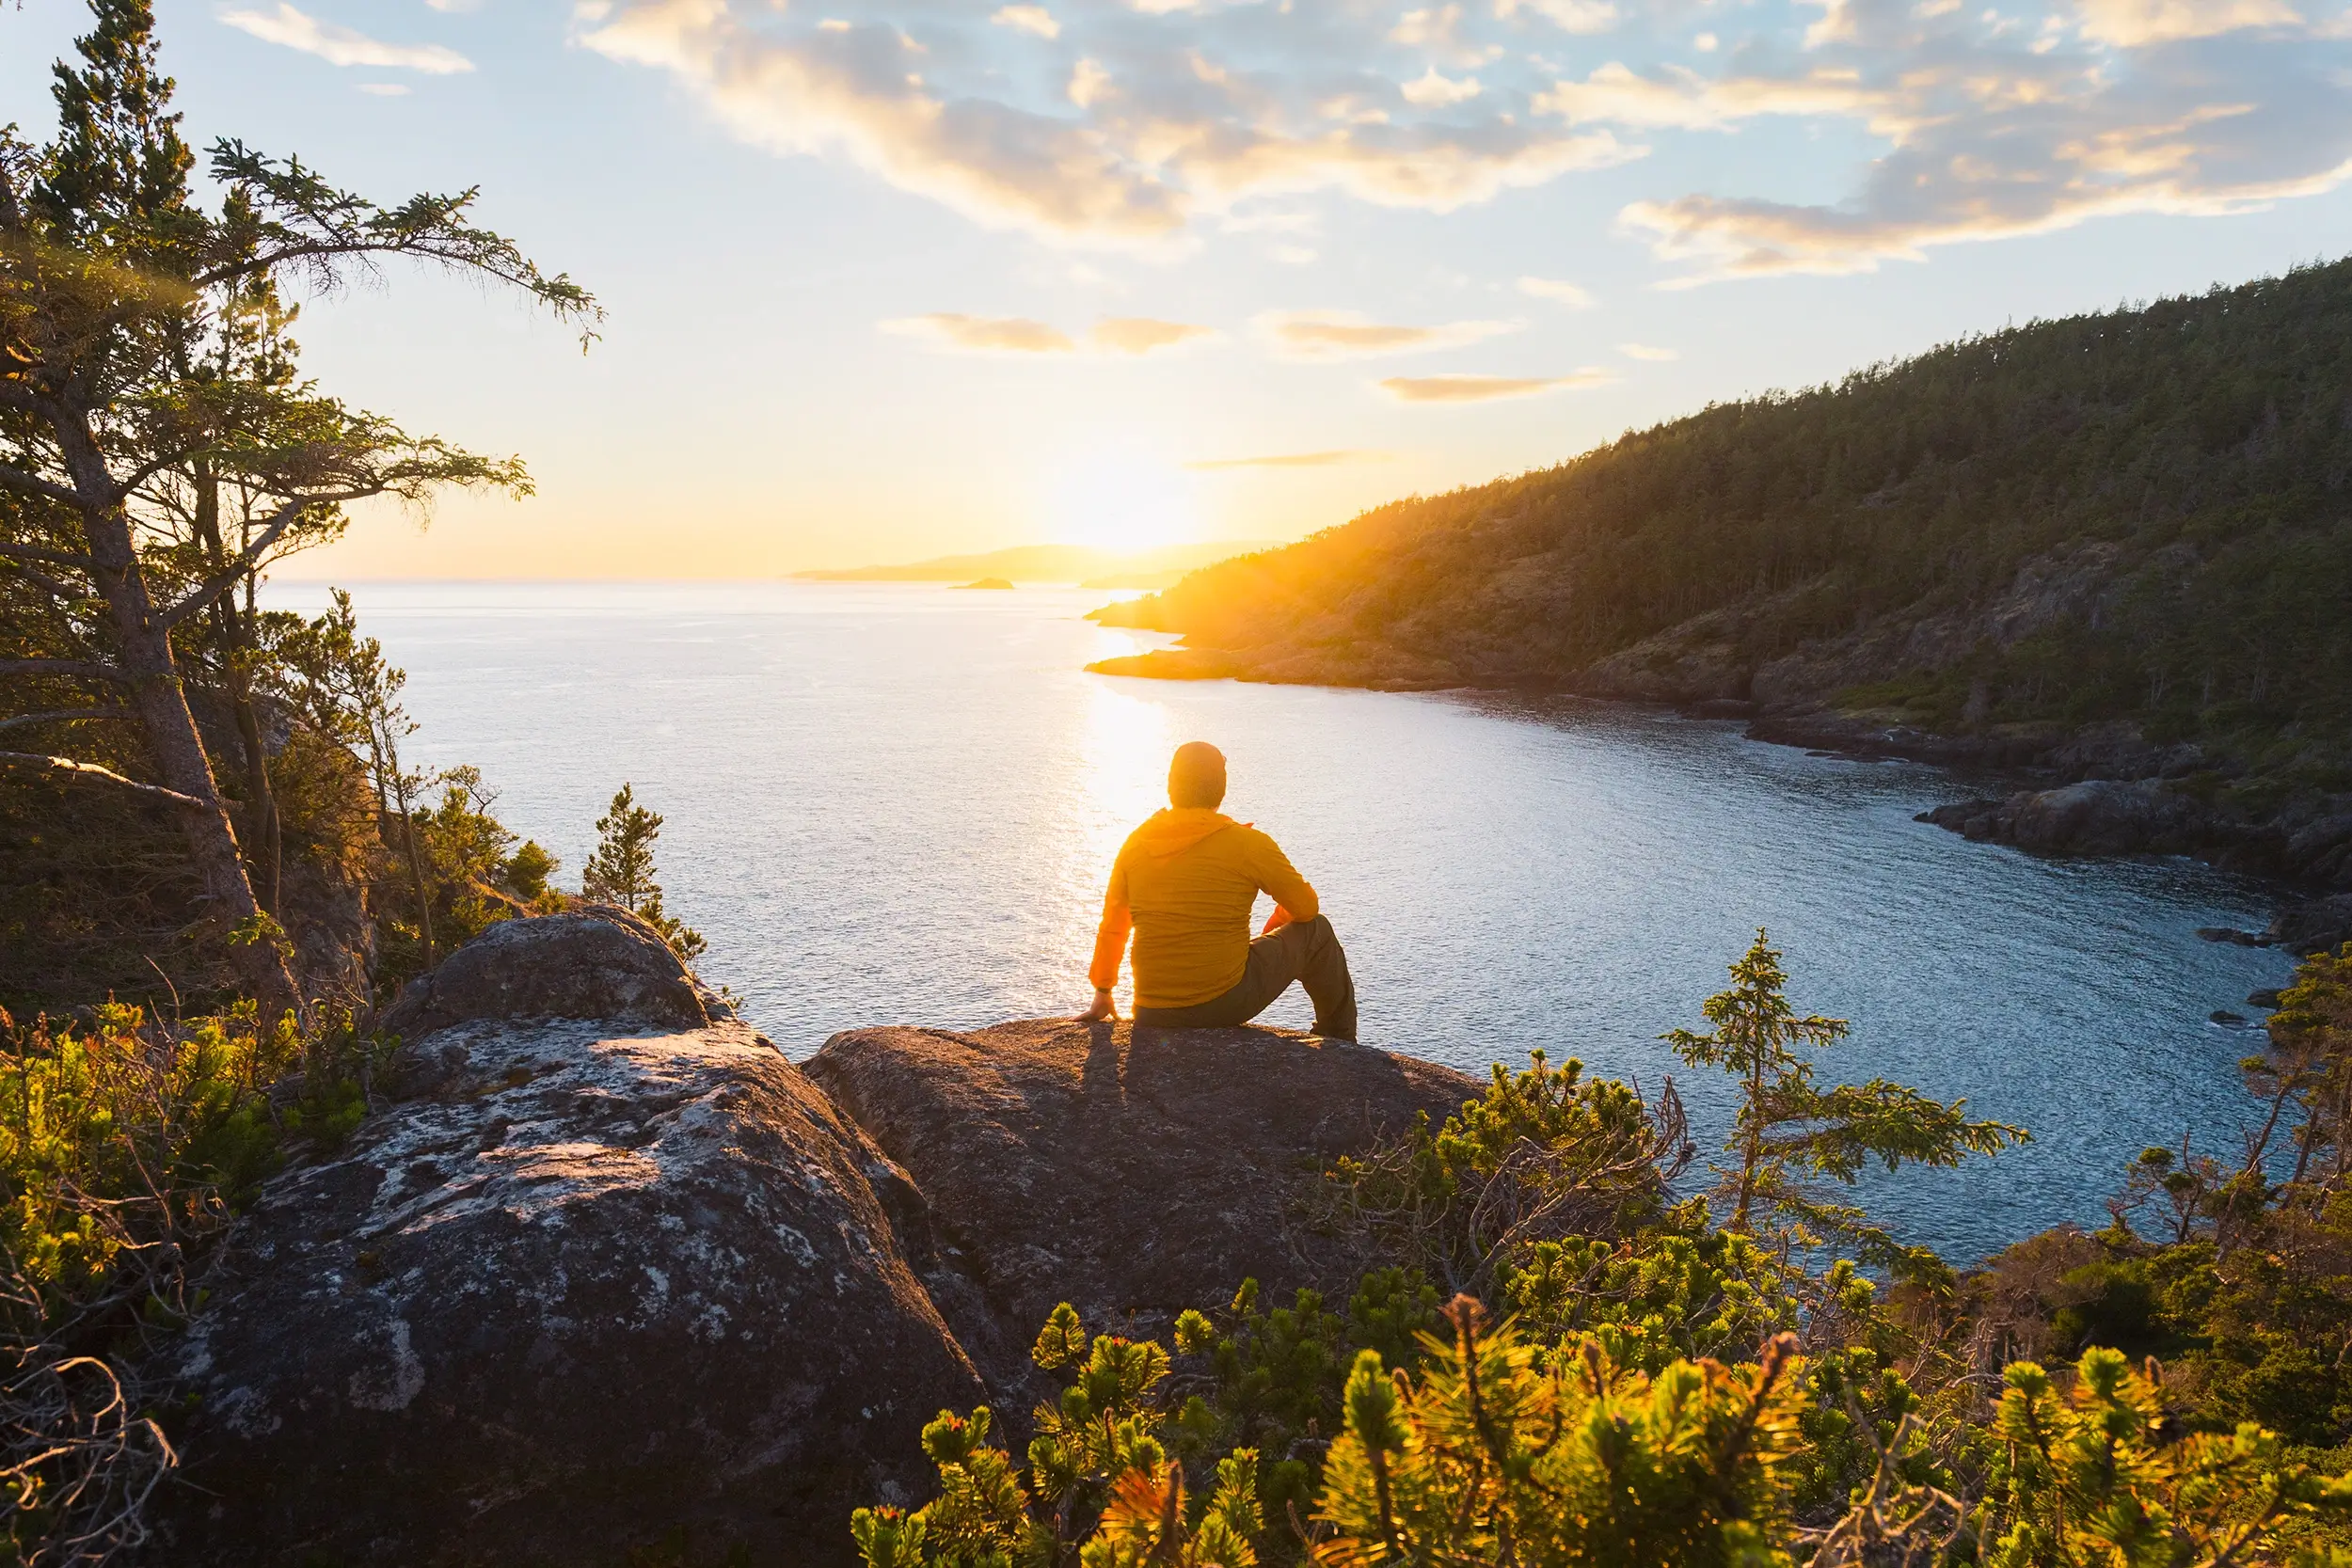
0;0;596;1022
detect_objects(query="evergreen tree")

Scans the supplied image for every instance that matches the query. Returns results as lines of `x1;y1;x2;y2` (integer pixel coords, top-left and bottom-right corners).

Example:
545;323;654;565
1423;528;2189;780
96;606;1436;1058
583;784;660;913
1665;930;2026;1280
582;784;705;961
1;0;596;1022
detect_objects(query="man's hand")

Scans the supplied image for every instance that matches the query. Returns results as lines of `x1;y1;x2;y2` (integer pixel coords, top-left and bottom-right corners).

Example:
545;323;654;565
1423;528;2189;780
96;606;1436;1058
1078;987;1118;1022
1262;905;1295;937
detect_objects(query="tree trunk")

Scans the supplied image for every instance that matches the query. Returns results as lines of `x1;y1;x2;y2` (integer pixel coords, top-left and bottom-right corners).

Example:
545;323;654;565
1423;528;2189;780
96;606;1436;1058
229;668;282;913
79;496;301;1023
197;468;282;914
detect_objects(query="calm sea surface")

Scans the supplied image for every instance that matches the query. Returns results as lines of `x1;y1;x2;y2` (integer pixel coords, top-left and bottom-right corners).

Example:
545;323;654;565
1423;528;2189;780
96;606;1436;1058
273;579;2293;1265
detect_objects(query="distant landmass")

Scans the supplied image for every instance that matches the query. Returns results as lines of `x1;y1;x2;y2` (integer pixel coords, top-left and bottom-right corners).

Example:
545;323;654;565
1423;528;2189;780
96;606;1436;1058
797;540;1274;591
1091;259;2352;894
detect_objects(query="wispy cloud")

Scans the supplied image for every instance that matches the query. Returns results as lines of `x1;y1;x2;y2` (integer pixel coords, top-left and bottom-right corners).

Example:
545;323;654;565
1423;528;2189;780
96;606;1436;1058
881;313;1216;356
1258;310;1518;361
1496;0;1622;34
221;3;473;73
1378;371;1613;402
568;0;2352;270
882;313;1076;355
574;0;1634;248
1618;342;1677;360
356;82;413;97
1089;318;1219;354
1548;0;2352;280
990;5;1059;40
2077;0;2301;45
1518;277;1595;307
1401;67;1483;107
1184;450;1393;470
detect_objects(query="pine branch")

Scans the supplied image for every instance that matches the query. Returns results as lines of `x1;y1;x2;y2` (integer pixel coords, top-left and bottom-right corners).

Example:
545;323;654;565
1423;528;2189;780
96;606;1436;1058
0;464;87;511
151;499;304;630
0;659;122;684
0;706;128;732
0;752;203;808
0;538;95;571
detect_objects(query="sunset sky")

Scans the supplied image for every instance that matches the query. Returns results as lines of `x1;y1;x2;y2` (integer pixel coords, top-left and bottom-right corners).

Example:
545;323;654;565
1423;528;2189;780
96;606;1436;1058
6;0;2350;577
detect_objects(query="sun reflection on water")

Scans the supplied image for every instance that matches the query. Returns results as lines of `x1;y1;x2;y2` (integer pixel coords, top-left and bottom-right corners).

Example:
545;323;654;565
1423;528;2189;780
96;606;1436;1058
1049;647;1177;1011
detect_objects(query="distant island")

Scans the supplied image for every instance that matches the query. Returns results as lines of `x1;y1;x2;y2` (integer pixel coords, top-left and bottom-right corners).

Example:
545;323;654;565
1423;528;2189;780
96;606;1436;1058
798;539;1275;591
955;577;1015;591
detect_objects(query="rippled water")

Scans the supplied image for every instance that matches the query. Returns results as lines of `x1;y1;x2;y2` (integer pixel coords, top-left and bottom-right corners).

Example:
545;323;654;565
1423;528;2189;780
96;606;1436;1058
274;579;2294;1265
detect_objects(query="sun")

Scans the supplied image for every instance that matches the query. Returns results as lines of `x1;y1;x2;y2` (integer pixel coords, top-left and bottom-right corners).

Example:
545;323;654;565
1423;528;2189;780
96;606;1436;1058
1046;445;1199;553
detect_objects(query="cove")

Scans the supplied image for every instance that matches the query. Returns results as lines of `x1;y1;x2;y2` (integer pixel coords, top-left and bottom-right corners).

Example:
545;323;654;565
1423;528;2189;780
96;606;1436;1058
274;578;2293;1264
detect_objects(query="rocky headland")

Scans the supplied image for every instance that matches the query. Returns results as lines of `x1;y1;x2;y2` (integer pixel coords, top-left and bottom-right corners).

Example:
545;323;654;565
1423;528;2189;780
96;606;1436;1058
151;911;1477;1567
1078;265;2352;942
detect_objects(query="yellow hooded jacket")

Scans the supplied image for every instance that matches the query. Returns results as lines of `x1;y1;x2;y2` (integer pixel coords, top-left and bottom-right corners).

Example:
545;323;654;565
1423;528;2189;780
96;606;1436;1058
1089;807;1319;1009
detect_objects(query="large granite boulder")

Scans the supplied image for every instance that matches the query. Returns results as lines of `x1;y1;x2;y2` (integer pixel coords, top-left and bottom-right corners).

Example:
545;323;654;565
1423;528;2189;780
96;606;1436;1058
378;904;721;1043
803;1020;1480;1394
158;947;982;1566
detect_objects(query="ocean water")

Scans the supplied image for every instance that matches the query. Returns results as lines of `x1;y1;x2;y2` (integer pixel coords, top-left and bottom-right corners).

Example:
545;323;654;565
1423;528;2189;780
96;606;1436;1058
274;578;2294;1266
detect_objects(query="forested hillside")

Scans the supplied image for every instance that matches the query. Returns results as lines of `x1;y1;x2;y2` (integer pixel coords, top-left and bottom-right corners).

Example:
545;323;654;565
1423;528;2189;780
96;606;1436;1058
1097;261;2352;878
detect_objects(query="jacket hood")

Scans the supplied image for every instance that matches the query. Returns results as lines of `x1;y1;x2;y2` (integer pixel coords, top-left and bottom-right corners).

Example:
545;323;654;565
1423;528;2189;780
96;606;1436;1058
1129;808;1245;859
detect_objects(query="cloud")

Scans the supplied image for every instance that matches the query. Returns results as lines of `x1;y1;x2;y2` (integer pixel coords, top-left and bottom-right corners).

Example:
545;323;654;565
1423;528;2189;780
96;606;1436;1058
570;0;2352;269
1618;341;1677;359
1518;276;1595;307
1547;0;2352;280
357;82;413;96
574;0;1637;247
991;5;1060;40
1496;0;1622;34
1184;449;1394;469
2077;0;2301;44
1068;57;1111;107
882;313;1076;354
1402;67;1484;106
881;312;1216;355
1257;310;1518;359
1378;371;1614;402
221;3;474;72
1089;317;1219;353
1537;62;1885;130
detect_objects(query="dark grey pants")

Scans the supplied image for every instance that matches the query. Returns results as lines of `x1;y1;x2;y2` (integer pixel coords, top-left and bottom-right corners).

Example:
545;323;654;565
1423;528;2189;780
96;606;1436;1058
1132;914;1359;1040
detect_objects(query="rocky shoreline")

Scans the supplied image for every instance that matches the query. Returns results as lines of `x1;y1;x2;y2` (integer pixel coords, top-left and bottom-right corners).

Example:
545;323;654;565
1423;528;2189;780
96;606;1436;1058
1087;641;2352;957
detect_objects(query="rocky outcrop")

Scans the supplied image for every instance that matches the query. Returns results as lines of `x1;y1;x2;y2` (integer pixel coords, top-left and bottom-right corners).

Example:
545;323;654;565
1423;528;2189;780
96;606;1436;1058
378;904;724;1045
803;1020;1479;1398
2263;894;2352;958
156;922;1487;1566
1915;780;2227;858
158;921;982;1568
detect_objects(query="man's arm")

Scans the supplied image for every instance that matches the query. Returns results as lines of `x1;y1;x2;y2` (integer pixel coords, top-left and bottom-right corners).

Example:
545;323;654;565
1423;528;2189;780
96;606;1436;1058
1248;832;1319;935
1081;849;1132;1021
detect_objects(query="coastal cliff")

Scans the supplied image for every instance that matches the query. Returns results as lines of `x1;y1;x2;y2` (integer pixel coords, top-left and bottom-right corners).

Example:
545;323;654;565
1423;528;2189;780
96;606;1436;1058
152;914;1478;1567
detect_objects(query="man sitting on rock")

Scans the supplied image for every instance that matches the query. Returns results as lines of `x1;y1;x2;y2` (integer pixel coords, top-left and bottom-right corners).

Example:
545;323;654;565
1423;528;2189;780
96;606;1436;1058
1079;741;1359;1041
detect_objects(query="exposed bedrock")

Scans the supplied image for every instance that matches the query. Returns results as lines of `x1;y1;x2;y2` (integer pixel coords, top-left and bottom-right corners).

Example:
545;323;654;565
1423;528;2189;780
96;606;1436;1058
153;917;1481;1567
377;902;730;1041
155;912;983;1568
1915;779;2225;858
1915;780;2352;899
803;1020;1478;1401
